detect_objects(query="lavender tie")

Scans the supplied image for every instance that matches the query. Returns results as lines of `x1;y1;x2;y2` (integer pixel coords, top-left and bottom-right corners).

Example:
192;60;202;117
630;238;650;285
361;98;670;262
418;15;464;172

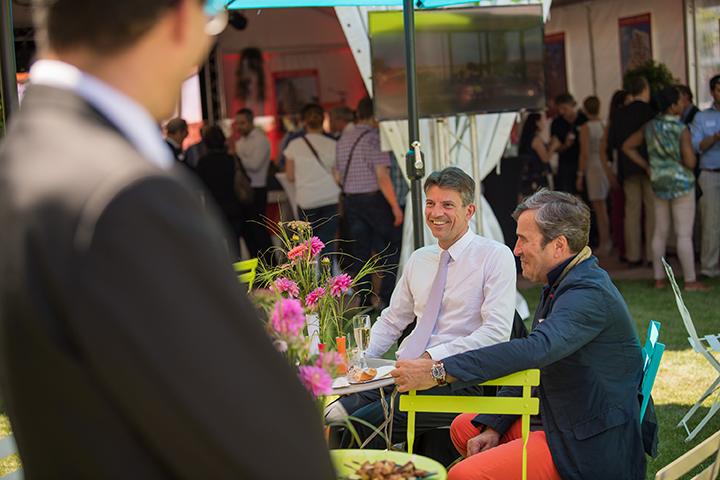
399;249;451;360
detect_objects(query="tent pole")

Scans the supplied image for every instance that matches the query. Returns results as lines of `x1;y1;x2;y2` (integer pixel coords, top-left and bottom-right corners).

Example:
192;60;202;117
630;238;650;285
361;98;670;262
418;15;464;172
403;0;423;251
0;0;17;128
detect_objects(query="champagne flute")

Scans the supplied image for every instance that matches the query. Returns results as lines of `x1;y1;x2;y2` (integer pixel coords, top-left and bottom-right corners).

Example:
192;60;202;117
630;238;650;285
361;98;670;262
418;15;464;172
352;315;371;371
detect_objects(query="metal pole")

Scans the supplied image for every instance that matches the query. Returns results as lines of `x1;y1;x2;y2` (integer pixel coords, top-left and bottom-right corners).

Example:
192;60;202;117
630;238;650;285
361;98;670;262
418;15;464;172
403;0;424;251
0;0;18;127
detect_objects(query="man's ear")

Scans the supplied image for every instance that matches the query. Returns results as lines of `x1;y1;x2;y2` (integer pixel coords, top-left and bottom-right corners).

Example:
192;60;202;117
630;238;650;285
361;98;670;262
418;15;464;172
466;203;476;220
553;236;569;258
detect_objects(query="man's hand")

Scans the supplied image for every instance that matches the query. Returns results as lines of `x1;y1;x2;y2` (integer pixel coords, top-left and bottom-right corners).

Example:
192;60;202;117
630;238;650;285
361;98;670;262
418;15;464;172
391;359;435;392
466;427;501;458
419;351;432;360
391;205;404;227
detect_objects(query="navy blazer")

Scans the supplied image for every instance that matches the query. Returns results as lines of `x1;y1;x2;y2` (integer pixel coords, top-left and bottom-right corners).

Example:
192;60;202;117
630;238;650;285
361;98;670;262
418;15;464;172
443;256;646;480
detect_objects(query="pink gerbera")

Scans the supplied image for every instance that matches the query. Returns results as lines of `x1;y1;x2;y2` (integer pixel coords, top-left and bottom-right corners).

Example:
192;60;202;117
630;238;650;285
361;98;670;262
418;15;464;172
316;351;345;369
307;237;325;257
304;287;326;312
298;365;333;398
272;278;299;298
287;244;306;260
269;298;305;336
328;273;353;297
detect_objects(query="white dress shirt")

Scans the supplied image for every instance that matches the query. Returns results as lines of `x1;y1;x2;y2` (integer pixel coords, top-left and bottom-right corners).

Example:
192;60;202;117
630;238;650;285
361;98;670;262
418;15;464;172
235;128;271;188
367;228;516;361
29;59;173;171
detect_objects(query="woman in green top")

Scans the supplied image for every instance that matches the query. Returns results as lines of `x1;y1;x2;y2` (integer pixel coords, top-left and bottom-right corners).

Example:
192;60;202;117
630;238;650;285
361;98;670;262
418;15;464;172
623;86;713;292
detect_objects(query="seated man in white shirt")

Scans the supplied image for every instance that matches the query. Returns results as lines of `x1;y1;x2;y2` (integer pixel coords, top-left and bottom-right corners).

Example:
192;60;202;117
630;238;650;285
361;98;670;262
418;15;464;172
327;166;516;451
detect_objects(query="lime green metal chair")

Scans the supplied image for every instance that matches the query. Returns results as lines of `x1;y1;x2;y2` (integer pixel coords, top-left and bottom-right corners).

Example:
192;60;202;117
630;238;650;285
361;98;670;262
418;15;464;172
233;258;258;290
399;369;540;480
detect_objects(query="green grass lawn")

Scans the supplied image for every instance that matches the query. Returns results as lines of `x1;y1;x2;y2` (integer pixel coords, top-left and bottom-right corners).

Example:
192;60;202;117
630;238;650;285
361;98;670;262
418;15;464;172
1;275;718;478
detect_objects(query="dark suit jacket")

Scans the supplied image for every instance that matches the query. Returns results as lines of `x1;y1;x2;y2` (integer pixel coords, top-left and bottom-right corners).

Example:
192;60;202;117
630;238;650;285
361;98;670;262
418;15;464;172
444;257;646;480
0;85;335;479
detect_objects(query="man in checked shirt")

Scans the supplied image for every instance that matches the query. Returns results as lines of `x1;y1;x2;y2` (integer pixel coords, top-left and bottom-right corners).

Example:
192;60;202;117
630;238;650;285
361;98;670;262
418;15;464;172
334;97;404;308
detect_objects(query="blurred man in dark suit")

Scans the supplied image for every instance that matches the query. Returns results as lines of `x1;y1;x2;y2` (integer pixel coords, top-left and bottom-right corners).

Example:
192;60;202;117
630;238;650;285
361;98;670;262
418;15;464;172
165;117;188;162
0;1;335;478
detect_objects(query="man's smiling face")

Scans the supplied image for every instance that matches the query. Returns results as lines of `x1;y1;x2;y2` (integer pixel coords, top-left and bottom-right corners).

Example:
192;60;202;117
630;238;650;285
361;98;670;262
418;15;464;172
424;185;475;250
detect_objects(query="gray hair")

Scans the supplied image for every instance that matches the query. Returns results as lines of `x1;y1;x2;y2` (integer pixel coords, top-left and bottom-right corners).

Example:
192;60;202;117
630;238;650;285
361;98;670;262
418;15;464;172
423;167;475;207
512;189;590;253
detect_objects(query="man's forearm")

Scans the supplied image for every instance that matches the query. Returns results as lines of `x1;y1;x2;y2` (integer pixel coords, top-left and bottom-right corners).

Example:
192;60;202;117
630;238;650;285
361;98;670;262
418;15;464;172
700;135;716;152
377;173;400;209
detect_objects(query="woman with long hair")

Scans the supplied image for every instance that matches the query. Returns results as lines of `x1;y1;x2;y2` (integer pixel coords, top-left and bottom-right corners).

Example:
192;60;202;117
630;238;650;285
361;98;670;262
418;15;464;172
519;113;557;196
622;86;713;291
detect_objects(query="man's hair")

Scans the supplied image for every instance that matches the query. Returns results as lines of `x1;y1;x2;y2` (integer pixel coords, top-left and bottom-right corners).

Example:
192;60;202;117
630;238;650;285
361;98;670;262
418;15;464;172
627;76;649;96
166;117;187;135
583;96;600;115
676;84;694;103
356;97;374;121
330;105;354;122
710;75;720;92
512;188;590;253
236;108;254;121
33;0;181;54
423;167;475;207
554;93;575;106
203;125;226;150
301;103;324;120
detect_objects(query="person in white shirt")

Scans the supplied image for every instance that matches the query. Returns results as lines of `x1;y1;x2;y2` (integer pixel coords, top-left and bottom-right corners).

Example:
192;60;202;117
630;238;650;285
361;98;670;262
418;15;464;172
328;166;516;453
284;104;341;248
234;108;274;262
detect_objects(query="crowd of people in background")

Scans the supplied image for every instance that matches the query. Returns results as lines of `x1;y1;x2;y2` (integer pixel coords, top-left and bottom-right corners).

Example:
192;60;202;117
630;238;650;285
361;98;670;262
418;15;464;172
164;73;720;297
519;75;719;292
165;97;409;310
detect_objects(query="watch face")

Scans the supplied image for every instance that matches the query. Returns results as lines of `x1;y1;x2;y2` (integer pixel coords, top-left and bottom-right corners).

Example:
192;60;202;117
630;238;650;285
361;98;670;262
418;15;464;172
431;363;445;379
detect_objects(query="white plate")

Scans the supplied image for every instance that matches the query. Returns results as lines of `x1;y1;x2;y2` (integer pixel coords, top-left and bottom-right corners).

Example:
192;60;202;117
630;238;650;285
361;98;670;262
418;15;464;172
347;365;395;384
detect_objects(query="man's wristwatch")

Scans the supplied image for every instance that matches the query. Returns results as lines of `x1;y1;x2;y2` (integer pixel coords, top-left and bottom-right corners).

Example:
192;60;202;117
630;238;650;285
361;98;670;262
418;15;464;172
431;361;447;386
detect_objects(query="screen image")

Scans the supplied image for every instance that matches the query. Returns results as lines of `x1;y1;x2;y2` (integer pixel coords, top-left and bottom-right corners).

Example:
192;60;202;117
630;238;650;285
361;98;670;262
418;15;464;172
369;5;546;121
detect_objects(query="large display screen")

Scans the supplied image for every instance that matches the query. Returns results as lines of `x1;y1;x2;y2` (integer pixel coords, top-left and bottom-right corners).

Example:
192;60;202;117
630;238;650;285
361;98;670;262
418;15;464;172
369;5;546;121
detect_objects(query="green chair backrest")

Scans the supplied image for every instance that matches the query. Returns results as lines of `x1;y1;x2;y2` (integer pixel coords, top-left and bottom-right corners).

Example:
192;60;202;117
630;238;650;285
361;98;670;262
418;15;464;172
399;369;540;480
233;258;258;290
641;320;665;419
0;435;23;480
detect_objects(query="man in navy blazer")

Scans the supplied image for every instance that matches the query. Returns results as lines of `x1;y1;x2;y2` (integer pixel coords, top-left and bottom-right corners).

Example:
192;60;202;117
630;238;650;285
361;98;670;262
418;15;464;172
392;189;647;480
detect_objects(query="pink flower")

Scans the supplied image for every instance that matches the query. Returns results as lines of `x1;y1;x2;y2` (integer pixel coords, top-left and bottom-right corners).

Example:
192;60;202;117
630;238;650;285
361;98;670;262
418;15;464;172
307;237;325;257
316;351;345;368
328;273;353;297
305;287;326;312
288;244;306;260
298;365;333;398
273;339;288;353
272;278;299;298
270;298;305;336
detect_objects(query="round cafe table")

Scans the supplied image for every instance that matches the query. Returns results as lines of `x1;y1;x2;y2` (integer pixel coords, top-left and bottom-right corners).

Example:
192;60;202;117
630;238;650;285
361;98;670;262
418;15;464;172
331;358;396;395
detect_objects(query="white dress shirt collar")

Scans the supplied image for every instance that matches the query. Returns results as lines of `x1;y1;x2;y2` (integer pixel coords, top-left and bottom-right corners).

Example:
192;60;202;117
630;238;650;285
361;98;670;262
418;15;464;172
445;227;475;262
29;59;174;171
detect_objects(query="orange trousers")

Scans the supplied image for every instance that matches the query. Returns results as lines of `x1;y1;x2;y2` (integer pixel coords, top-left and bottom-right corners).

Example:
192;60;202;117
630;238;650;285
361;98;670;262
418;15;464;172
448;413;561;480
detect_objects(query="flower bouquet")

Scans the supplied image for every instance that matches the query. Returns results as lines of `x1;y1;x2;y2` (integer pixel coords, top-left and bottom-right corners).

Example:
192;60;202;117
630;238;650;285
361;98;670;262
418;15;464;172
251;219;389;406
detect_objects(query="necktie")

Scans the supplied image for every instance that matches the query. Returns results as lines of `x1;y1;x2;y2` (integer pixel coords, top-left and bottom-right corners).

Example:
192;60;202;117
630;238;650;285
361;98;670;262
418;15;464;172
399;249;451;360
